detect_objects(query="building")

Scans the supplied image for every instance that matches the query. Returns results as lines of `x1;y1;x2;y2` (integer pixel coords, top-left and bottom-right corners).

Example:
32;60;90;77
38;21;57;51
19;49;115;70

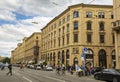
112;0;120;69
0;56;5;62
11;32;41;64
25;32;41;64
41;3;114;68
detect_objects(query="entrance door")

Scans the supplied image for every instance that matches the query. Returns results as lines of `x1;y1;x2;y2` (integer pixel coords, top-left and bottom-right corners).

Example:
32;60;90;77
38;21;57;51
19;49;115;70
99;49;107;68
73;57;78;66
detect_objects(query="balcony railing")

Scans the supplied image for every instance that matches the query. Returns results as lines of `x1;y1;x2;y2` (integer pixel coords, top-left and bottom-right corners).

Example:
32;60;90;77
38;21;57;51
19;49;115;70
112;20;120;30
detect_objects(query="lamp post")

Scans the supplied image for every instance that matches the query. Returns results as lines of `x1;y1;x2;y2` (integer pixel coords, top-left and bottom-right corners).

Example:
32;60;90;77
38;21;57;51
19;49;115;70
34;39;39;64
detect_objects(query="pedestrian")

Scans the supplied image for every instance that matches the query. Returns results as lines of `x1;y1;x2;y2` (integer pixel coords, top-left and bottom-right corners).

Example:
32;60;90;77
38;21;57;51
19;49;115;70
20;63;24;71
6;63;12;76
1;64;5;70
70;66;74;75
61;64;65;75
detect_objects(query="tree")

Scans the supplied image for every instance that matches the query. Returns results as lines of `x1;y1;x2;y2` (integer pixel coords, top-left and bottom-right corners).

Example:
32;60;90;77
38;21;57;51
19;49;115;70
2;57;11;63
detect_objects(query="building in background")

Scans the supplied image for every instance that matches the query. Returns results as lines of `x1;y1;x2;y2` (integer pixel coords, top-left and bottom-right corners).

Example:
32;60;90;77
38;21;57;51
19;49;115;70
0;56;5;62
41;3;114;68
11;32;41;64
112;0;120;69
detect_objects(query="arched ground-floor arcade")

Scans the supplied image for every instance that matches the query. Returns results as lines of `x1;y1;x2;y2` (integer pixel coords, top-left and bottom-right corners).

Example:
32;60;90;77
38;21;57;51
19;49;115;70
41;46;116;68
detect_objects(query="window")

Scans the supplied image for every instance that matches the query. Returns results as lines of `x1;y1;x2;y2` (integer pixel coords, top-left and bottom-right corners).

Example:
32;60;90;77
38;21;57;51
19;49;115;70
58;38;60;47
87;21;92;30
98;12;105;18
62;36;64;46
59;29;61;36
54;31;56;38
36;36;38;39
74;33;78;42
36;40;38;45
112;34;115;44
67;15;70;21
73;48;79;54
59;20;61;26
111;12;114;19
67;24;70;32
100;34;104;43
87;34;92;43
54;23;56;29
74;21;78;30
63;18;66;24
62;27;65;34
67;34;69;44
99;22;104;31
54;39;56;47
73;11;79;18
51;41;52;48
51;25;53;30
86;12;92;18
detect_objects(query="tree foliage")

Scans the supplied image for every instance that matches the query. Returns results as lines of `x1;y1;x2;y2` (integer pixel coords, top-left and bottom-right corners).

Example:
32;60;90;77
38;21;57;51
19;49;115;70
2;57;11;63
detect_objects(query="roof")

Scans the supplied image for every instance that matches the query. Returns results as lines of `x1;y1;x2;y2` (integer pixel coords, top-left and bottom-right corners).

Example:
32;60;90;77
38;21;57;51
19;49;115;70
41;3;113;30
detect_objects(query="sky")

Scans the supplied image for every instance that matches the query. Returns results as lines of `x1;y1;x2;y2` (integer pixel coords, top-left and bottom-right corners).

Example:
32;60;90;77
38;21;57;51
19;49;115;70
0;0;113;57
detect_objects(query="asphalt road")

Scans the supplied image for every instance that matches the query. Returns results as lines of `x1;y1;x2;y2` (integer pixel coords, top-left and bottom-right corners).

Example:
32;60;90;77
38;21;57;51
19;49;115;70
0;67;105;82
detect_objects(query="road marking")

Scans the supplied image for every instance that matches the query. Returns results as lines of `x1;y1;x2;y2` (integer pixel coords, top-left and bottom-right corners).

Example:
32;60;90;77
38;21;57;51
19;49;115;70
22;76;32;82
42;75;66;82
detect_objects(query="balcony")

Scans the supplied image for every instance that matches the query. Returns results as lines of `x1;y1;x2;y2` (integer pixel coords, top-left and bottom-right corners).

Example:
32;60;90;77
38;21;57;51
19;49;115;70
112;20;120;31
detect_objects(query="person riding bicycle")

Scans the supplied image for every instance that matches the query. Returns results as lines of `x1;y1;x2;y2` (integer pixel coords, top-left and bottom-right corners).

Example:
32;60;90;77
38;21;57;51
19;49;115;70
56;63;61;75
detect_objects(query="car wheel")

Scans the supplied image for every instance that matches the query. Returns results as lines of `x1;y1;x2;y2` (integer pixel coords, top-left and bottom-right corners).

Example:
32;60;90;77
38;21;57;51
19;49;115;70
113;78;118;82
94;75;99;80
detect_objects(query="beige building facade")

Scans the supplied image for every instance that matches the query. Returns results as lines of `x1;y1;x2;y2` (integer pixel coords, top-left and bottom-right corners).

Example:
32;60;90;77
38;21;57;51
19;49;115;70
0;56;5;62
11;32;41;64
112;0;120;69
41;4;114;68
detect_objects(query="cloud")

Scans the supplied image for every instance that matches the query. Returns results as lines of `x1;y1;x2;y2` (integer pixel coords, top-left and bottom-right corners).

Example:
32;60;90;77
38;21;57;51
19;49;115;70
0;10;16;21
0;16;52;57
0;0;113;57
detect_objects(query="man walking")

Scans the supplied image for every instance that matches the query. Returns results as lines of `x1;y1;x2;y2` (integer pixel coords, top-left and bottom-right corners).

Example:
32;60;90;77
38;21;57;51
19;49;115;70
7;63;12;76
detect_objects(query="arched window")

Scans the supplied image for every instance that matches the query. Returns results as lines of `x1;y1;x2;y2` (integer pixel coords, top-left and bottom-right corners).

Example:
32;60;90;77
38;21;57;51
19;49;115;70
98;49;107;68
111;50;116;68
73;11;79;18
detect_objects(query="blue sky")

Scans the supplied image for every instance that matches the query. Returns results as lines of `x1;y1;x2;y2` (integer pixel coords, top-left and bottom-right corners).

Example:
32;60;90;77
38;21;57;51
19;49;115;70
0;0;113;57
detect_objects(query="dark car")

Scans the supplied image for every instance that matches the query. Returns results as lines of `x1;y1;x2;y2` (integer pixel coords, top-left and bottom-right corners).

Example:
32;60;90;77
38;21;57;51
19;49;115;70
92;66;104;74
94;69;120;82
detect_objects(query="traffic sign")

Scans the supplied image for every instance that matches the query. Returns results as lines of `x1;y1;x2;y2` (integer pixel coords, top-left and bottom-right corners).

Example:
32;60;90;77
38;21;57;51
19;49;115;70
84;48;88;54
81;54;85;60
84;48;88;51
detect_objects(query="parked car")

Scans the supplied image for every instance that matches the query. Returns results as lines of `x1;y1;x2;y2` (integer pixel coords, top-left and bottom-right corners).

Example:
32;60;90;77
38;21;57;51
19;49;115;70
35;65;41;70
30;65;34;69
94;69;120;82
45;65;53;71
92;66;104;74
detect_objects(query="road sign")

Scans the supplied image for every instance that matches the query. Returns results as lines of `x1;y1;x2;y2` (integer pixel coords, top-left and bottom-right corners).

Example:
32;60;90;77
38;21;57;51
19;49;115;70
84;48;88;51
81;54;85;60
84;48;88;54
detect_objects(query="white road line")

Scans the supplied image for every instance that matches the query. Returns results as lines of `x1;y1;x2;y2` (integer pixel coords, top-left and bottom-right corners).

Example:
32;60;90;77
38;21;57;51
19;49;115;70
25;70;66;82
22;76;32;82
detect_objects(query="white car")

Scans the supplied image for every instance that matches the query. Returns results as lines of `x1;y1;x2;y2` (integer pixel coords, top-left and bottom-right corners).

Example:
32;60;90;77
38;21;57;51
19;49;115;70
35;65;41;70
45;66;53;71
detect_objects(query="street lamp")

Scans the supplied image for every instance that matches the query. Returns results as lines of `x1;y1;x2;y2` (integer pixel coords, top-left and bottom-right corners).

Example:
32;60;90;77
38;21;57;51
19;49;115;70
34;39;39;64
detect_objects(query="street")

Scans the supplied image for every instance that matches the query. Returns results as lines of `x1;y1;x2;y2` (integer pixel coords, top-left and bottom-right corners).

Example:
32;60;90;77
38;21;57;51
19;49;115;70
0;67;105;82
